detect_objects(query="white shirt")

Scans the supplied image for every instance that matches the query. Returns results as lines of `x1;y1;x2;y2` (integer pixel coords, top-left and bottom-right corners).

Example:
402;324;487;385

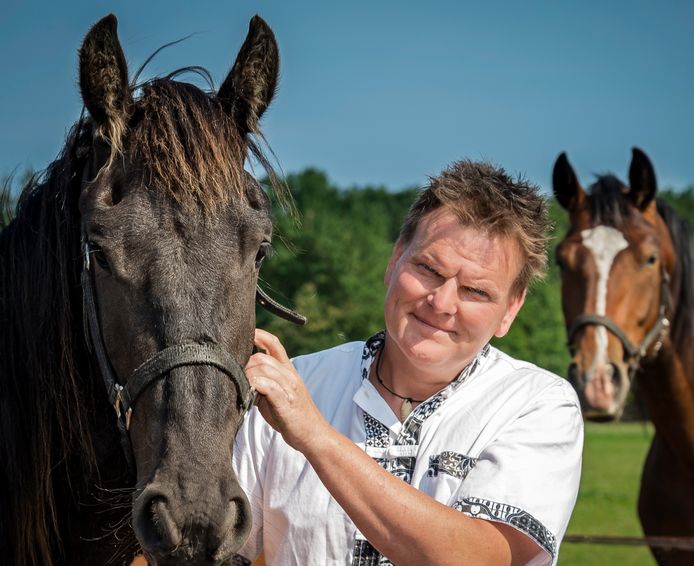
233;332;583;566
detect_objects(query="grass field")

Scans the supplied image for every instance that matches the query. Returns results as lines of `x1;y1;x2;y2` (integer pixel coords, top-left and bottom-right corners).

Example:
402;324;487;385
559;422;656;565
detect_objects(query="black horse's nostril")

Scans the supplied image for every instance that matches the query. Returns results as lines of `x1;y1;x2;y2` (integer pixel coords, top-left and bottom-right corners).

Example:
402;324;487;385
213;495;253;562
134;493;182;553
567;362;583;387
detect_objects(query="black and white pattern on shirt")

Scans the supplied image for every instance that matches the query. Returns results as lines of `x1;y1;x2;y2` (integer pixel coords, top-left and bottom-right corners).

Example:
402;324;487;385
427;451;478;480
364;413;390;448
352;540;394;566
362;332;385;362
361;333;384;380
229;556;251;566
453;497;557;559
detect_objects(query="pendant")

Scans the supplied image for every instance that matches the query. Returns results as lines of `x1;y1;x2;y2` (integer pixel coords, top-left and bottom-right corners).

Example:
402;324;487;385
400;398;413;421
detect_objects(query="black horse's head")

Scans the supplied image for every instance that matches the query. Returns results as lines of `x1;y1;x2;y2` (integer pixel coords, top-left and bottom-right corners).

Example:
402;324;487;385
77;14;278;563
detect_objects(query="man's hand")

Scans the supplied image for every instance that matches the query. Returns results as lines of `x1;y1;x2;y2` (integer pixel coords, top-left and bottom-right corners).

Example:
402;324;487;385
245;329;328;452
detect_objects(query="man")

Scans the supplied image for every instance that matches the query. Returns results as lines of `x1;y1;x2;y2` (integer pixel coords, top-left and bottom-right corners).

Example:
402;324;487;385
236;160;583;565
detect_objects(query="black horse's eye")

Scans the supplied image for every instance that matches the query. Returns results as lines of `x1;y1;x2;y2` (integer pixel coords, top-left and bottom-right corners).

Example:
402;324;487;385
90;244;111;272
255;242;273;269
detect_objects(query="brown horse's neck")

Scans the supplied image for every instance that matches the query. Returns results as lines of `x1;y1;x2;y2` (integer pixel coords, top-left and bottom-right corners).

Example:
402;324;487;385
639;342;694;473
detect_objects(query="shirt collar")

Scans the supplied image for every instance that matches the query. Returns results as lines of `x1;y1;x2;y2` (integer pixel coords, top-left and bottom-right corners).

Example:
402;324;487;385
357;330;490;403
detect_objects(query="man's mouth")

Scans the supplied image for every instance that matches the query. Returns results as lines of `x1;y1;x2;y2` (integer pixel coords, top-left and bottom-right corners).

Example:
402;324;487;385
411;313;454;334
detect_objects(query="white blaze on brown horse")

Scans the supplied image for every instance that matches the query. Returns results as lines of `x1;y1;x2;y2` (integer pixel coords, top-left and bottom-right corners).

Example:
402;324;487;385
553;148;694;565
578;225;628;411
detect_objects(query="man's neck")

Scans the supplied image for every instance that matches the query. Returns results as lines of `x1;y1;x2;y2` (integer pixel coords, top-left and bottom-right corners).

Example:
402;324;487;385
377;340;473;402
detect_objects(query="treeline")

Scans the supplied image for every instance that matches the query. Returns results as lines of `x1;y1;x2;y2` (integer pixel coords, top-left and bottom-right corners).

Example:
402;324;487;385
4;167;693;377
258;168;694;377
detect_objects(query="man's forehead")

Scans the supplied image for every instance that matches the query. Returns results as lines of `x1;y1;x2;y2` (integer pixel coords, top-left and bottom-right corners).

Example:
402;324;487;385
413;208;488;245
408;209;523;279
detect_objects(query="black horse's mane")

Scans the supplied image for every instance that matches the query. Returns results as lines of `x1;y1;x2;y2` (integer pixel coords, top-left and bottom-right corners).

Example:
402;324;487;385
588;175;694;350
0;119;94;564
0;70;289;564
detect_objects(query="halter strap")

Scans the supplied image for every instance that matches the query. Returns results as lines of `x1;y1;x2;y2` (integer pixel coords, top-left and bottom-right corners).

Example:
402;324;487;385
125;342;255;420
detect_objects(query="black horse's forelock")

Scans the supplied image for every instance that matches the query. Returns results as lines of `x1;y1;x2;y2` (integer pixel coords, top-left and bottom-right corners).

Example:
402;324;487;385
0;120;98;565
587;174;694;350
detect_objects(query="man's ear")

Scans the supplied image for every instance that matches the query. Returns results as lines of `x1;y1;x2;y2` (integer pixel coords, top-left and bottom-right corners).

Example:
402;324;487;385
384;240;406;286
494;289;526;338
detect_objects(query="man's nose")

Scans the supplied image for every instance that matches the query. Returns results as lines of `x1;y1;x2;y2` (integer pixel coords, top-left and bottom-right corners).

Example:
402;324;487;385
427;278;458;315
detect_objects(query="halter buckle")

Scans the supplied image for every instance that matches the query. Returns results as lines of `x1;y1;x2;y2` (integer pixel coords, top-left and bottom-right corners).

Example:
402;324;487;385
652;318;671;355
113;383;124;417
113;383;134;431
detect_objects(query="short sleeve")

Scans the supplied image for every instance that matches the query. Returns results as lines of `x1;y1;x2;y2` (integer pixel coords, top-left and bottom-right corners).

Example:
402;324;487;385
232;406;273;562
450;379;583;565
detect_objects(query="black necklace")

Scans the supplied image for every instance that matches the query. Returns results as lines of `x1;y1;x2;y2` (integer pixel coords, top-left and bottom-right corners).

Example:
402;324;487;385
376;348;426;421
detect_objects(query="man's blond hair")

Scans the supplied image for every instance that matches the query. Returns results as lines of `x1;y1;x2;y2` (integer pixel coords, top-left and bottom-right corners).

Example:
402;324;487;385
399;160;551;295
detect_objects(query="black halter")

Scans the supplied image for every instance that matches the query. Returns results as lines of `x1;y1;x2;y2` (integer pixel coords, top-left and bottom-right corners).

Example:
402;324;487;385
566;265;673;379
81;237;306;474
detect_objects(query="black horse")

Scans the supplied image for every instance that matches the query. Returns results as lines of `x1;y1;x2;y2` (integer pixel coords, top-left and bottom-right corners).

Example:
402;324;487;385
1;14;296;565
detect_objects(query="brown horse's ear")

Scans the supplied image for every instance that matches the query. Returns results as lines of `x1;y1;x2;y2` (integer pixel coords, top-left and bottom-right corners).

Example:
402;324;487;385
218;15;279;137
79;14;133;146
627;147;657;211
552;152;586;211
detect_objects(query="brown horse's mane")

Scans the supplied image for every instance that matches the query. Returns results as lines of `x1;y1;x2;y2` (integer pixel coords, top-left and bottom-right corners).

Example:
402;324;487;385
587;175;694;352
0;72;288;565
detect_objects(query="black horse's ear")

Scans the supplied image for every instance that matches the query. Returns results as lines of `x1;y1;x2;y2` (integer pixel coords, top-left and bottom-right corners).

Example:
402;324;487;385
218;15;279;136
79;14;133;145
627;147;657;210
553;152;586;211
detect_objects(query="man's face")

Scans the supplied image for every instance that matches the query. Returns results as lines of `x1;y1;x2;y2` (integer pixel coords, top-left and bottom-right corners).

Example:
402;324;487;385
383;208;525;377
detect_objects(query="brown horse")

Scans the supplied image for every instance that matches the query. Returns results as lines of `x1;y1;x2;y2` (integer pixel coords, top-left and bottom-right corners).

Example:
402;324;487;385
0;14;296;566
553;148;694;565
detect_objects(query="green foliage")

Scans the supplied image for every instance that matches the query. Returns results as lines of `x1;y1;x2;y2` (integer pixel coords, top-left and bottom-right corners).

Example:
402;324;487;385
659;186;694;225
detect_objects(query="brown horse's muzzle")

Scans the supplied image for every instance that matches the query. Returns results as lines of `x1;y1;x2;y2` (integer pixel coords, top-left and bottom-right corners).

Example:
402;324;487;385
568;359;630;421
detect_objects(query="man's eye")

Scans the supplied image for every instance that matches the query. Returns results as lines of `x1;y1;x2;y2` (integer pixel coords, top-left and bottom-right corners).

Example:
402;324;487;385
464;286;489;299
419;263;438;276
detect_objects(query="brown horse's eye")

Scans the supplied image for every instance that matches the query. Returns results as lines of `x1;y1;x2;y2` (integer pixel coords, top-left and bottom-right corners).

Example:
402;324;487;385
645;254;658;266
255;242;273;269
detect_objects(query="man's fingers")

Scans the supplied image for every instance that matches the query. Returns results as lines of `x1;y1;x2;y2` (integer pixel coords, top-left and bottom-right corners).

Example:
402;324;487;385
254;328;291;364
249;374;290;401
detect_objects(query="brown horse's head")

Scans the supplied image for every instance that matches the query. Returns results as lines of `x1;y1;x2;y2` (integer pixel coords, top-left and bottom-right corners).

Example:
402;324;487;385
77;14;279;563
553;149;675;421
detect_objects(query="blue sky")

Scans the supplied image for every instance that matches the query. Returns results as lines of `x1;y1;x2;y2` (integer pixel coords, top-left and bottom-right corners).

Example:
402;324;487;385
2;0;693;193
